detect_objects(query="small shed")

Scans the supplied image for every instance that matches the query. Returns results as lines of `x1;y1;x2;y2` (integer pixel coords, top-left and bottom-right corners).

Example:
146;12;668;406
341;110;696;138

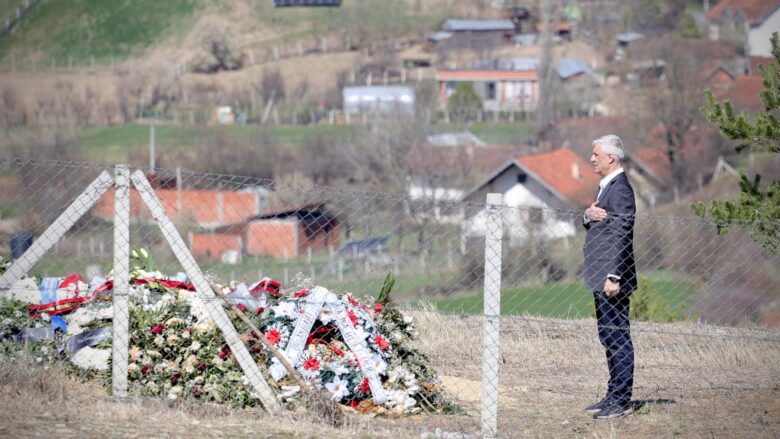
343;86;415;115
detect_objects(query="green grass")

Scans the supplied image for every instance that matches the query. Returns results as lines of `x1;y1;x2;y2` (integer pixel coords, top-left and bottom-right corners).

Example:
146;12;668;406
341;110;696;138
78;123;356;163
433;276;699;319
0;0;200;62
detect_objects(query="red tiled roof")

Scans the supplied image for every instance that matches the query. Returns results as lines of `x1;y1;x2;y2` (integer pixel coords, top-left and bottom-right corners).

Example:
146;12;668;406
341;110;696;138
516;147;601;207
716;75;765;113
707;0;780;26
629;125;720;184
749;56;776;75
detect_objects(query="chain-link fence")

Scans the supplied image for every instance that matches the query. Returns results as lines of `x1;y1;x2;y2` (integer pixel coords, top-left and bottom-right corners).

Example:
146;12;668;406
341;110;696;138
0;159;778;437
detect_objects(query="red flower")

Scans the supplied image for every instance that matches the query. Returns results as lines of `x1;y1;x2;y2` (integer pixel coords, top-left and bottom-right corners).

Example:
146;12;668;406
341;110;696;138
171;373;181;384
141;365;151;376
374;334;390;351
374;302;383;314
302;356;320;371
347;310;358;325
256;307;265;316
150;324;164;335
219;348;230;360
347;296;359;307
192;386;201;397
349;399;358;408
237;304;247;313
266;328;281;345
196;362;206;371
293;289;309;298
359;377;371;394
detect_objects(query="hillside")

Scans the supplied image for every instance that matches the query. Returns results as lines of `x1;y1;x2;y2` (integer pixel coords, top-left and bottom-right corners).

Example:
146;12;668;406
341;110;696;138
0;0;484;64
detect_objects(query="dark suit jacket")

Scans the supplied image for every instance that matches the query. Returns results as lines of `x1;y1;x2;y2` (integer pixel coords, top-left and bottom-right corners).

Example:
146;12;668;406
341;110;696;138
583;171;637;293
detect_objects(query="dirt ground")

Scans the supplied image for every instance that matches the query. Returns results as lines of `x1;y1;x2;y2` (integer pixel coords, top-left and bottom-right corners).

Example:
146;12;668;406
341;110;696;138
1;311;778;438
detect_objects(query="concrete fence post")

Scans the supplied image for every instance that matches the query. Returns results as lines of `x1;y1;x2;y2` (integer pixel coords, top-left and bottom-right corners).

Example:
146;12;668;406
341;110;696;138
112;165;130;397
481;193;503;439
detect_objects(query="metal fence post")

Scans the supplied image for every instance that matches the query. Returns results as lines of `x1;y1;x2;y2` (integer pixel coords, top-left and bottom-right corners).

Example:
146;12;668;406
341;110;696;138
112;165;130;397
482;193;503;439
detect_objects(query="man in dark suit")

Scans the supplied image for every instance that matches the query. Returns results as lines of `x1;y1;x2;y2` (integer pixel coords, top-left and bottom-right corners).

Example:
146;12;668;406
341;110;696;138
582;134;637;419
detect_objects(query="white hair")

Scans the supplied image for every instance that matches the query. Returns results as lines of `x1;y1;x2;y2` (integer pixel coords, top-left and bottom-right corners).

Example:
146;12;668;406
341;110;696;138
592;134;625;161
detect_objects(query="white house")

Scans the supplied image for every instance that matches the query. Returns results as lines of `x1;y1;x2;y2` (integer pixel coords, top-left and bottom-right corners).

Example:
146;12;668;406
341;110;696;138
707;0;780;57
462;147;600;244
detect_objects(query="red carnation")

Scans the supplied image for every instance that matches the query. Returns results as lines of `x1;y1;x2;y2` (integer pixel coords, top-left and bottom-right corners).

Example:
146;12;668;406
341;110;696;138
170;373;181;384
302;356;320;371
150;324;164;335
347;296;359;307
196;362;206;371
256;307;265;316
374;334;390;351
141;365;151;376
293;289;309;298
359;377;371;393
347;310;358;325
219;348;230;360
237;304;247;313
374;302;383;314
266;328;281;345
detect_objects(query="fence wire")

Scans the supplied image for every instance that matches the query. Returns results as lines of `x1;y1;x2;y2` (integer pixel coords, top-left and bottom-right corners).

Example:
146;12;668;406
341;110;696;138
0;159;778;437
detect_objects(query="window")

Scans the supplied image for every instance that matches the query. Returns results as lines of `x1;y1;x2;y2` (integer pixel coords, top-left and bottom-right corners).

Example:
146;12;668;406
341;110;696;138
528;207;543;224
517;173;527;183
487;82;496;100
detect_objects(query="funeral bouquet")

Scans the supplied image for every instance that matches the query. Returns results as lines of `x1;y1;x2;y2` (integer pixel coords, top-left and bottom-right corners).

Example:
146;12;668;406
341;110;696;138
0;251;453;415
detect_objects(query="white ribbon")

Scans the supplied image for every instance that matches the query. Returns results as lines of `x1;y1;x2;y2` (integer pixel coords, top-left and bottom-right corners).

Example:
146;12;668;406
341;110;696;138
268;286;387;404
331;300;387;404
269;286;331;381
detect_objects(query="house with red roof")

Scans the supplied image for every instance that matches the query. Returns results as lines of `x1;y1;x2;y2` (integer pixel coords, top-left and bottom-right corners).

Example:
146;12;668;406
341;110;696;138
461;147;600;242
436;58;539;111
707;0;780;56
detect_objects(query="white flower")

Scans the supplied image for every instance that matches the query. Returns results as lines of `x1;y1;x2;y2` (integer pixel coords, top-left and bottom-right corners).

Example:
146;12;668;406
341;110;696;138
146;382;159;393
403;315;414;324
325;376;351;401
154;335;165;347
193;376;205;384
329;363;350;377
353;326;369;341
370;354;388;375
318;307;335;325
272;302;296;319
167;385;183;401
190;341;202;352
167;334;180;346
212;356;224;366
128;363;139;374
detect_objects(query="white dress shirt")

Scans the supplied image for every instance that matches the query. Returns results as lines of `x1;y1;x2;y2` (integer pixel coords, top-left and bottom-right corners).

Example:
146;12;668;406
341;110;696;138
596;167;624;202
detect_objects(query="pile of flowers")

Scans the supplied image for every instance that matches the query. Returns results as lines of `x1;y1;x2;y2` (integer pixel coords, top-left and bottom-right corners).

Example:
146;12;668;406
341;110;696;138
0;251;453;415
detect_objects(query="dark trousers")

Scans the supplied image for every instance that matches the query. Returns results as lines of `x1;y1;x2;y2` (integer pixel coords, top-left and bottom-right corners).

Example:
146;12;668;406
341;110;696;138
593;291;634;405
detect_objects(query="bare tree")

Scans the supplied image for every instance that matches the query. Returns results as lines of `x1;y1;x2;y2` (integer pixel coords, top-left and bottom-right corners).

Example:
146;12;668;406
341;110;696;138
536;0;561;140
637;36;718;190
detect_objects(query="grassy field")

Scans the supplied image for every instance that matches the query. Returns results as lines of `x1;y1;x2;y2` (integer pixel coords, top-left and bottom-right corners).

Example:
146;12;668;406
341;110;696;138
434;275;698;319
74;120;536;164
0;0;200;61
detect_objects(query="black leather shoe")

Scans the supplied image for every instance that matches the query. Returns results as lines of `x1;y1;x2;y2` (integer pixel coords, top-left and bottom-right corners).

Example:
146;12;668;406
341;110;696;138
584;399;610;415
593;403;633;419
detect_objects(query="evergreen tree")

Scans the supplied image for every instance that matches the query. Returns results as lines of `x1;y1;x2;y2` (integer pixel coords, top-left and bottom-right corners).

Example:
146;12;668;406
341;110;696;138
693;32;780;253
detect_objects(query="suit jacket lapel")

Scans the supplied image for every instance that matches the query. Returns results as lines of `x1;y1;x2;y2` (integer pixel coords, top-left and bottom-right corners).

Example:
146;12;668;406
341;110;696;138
598;174;622;204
